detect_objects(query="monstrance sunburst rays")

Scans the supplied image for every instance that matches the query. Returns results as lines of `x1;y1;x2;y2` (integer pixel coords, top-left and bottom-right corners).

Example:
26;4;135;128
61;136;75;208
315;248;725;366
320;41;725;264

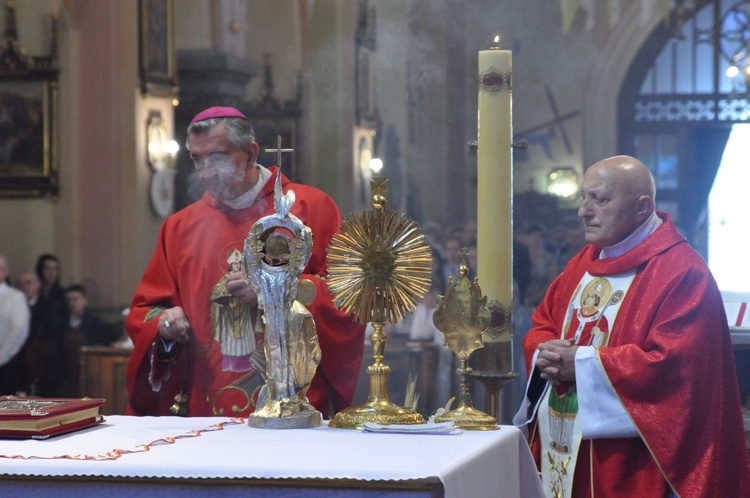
326;207;433;325
325;178;433;429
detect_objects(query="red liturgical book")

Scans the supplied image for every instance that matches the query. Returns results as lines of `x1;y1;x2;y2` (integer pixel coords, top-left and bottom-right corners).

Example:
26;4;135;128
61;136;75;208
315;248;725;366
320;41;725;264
0;396;105;439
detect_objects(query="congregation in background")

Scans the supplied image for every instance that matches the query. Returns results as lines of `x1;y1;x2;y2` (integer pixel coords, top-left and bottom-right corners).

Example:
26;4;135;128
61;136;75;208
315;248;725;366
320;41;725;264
0;253;123;399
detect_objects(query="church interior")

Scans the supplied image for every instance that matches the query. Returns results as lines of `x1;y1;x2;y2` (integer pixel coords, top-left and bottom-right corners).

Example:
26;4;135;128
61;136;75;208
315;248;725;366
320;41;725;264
0;0;748;443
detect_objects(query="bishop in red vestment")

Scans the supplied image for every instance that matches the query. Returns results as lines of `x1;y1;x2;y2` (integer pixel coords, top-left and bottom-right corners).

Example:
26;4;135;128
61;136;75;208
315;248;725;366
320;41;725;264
515;156;749;497
126;107;365;418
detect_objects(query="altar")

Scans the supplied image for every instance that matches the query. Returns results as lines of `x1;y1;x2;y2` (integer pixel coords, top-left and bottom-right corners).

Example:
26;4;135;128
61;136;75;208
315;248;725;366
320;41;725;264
0;416;543;498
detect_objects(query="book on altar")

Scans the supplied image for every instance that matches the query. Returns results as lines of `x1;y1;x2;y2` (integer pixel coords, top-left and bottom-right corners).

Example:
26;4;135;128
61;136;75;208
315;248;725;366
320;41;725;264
0;396;105;439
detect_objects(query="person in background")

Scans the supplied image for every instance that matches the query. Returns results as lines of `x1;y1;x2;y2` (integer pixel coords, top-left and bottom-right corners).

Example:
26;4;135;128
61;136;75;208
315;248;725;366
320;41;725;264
36;254;65;302
462;220;477;248
125;106;365;419
0;254;30;396
58;284;109;397
31;254;69;392
514;155;748;496
440;236;462;286
516;223;557;308
552;217;587;269
15;271;41;310
430;244;447;295
466;240;478;280
512;238;532;307
35;254;69;342
408;279;453;411
15;269;64;396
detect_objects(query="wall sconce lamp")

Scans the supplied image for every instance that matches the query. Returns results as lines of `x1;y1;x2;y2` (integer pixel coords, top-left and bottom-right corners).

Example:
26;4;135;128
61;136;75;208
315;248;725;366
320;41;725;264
147;113;179;218
147;114;179;171
547;167;580;201
369;157;383;175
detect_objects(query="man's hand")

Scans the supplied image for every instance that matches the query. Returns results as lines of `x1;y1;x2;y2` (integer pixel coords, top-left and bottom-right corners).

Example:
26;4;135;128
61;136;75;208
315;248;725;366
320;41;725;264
159;306;191;343
224;271;258;306
536;339;578;384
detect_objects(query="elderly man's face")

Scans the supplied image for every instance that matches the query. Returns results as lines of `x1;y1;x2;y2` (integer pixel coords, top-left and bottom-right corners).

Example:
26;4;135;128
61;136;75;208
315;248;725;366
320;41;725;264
189;125;256;201
577;165;641;248
16;271;41;300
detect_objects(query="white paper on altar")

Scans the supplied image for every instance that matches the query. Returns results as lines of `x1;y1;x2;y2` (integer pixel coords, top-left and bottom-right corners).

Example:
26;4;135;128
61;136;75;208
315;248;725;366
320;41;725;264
362;421;463;435
0;415;544;498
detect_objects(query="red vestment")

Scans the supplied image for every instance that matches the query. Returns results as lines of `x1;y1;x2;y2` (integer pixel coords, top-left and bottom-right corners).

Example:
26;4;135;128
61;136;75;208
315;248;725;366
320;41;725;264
523;213;750;497
126;167;365;418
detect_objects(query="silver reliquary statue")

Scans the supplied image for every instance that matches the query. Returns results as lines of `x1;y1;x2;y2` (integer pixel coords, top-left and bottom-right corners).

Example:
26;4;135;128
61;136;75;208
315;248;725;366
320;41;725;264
242;155;322;429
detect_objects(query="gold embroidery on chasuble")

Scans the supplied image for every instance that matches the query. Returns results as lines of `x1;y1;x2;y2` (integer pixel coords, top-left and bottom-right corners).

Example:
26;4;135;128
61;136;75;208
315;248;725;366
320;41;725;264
208;371;262;416
539;271;635;498
208;247;263;414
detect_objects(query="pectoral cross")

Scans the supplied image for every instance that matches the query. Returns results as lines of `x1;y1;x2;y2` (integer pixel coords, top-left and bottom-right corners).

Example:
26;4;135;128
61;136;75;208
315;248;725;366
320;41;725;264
265;135;294;169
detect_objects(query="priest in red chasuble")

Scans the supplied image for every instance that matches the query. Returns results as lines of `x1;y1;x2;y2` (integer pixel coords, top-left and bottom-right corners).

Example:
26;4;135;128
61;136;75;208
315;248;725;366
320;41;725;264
514;155;749;497
125;107;365;419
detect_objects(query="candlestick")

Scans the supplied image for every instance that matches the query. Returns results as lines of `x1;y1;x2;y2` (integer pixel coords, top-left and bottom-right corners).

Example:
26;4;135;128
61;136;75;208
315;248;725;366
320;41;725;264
477;36;513;342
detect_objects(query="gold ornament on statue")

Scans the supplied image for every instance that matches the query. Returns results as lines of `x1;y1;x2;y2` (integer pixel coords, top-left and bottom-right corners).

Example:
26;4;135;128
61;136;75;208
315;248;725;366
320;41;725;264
326;177;433;429
432;249;498;430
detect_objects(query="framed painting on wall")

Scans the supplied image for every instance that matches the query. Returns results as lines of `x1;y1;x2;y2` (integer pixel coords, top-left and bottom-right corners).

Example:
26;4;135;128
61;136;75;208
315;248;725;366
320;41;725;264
0;78;58;198
138;0;178;97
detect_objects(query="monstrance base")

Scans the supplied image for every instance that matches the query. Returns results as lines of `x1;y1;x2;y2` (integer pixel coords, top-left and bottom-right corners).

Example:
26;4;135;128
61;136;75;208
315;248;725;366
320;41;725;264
435;403;498;431
328;398;425;430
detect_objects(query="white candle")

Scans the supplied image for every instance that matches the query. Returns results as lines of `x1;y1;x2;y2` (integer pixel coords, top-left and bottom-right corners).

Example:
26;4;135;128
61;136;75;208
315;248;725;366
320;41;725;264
477;37;512;341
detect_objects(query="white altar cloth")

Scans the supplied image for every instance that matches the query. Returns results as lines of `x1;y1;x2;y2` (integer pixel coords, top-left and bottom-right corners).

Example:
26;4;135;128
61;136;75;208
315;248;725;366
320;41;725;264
0;415;543;498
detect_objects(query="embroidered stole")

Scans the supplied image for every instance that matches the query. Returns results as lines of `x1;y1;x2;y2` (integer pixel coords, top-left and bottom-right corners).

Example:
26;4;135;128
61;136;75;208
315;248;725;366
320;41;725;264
538;271;635;497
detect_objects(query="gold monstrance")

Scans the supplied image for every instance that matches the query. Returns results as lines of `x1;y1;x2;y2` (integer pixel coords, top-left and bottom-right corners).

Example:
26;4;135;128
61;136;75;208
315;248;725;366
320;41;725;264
432;250;498;430
326;178;433;429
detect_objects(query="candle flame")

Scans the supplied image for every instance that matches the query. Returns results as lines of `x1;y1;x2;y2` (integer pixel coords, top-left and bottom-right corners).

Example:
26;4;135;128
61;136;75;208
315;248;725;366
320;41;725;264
491;35;501;50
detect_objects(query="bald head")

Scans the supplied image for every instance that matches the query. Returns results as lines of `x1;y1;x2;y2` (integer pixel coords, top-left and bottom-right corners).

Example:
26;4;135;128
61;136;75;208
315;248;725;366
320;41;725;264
590;155;655;198
578;155;656;248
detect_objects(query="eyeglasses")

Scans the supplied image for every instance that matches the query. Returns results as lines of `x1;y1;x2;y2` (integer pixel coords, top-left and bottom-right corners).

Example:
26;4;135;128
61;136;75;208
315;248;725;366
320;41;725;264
192;152;237;172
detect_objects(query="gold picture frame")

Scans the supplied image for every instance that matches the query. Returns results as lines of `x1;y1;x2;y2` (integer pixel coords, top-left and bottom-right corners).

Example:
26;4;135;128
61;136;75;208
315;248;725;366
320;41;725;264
0;78;58;198
138;0;178;97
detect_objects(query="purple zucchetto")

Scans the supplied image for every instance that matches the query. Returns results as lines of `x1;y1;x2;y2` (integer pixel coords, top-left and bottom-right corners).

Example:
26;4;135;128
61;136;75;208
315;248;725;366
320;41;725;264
190;106;247;124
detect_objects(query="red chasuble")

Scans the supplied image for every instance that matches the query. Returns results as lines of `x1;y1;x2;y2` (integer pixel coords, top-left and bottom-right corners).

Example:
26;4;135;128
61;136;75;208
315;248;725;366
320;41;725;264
126;167;365;418
523;213;750;497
